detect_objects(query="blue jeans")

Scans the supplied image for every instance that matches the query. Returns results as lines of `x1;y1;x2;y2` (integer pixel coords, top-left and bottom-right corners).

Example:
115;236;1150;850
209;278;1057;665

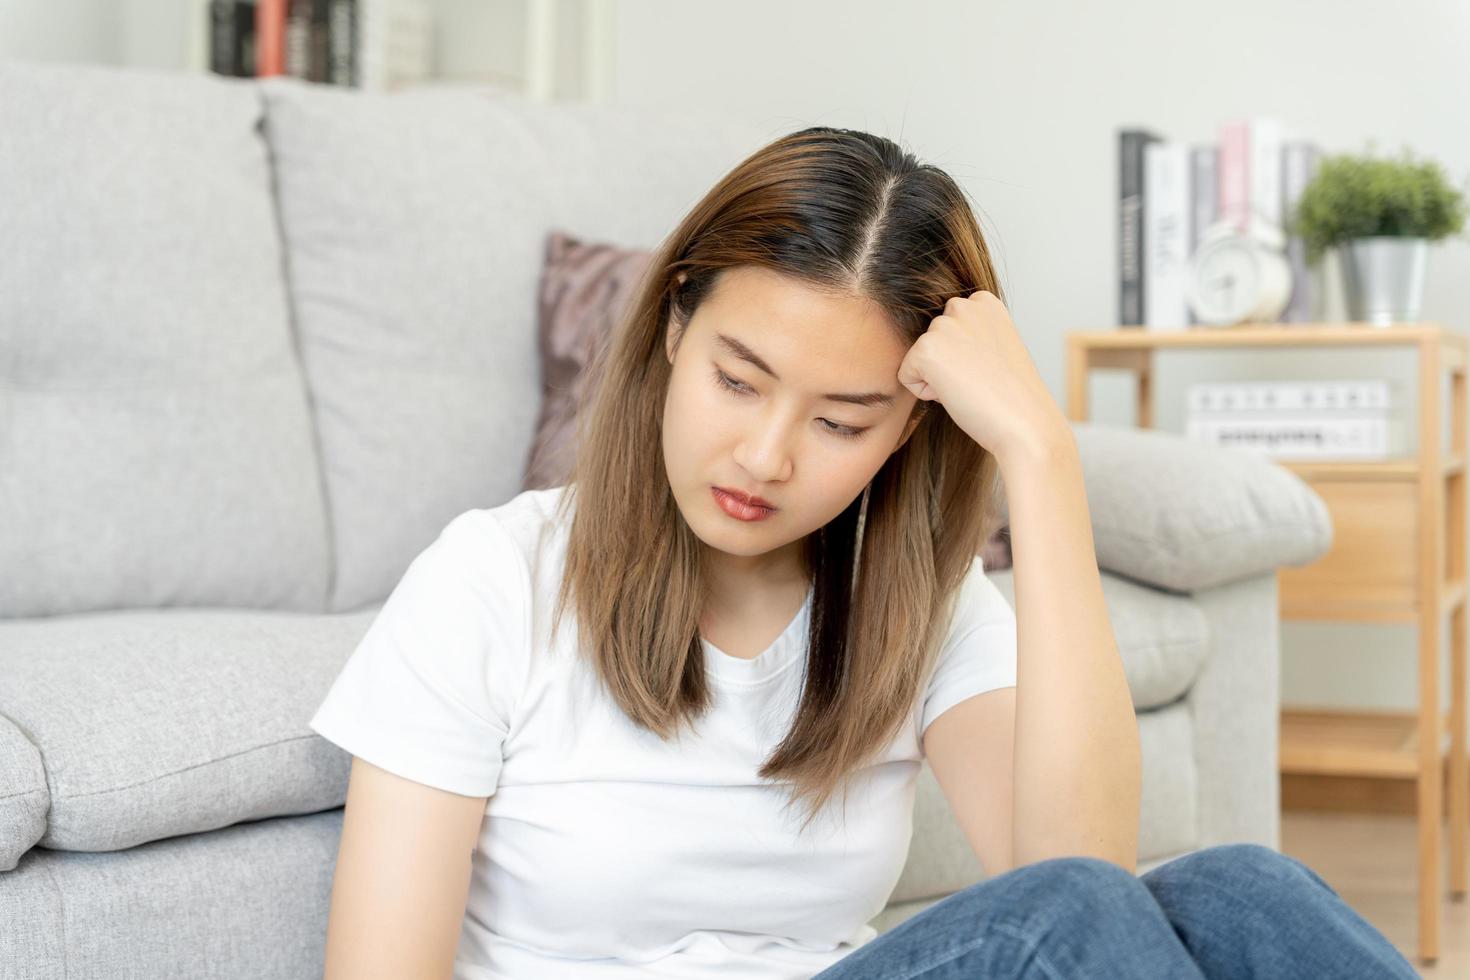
812;844;1421;979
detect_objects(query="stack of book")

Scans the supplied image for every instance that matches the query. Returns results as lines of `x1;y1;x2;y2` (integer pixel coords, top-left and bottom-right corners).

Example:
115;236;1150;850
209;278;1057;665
1184;380;1404;460
1118;118;1323;330
208;0;431;90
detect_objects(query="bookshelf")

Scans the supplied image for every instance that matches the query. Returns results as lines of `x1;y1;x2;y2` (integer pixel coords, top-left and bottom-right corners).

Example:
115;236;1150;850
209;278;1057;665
1064;321;1467;966
197;0;611;101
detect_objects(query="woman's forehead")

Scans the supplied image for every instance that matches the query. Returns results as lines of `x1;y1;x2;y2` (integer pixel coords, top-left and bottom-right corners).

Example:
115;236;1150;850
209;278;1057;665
696;266;905;359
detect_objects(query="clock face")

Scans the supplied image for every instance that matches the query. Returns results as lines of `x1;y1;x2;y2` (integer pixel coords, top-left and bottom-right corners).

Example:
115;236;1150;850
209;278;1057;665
1190;239;1260;324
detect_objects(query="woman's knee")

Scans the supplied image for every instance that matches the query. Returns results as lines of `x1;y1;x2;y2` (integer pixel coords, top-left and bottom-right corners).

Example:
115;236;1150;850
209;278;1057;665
1146;843;1337;899
967;855;1152;922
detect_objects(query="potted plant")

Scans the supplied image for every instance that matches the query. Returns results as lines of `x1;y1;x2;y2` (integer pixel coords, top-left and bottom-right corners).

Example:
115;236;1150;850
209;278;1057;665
1286;144;1468;326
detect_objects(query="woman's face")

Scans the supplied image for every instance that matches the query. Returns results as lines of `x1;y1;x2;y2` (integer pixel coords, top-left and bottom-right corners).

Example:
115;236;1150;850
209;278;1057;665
662;264;923;574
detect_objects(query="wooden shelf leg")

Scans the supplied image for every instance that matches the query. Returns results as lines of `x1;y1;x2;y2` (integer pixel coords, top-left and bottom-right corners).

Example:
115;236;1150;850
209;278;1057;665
1065;337;1090;423
1451;361;1468;901
1452;597;1467;900
1416;336;1444;964
1137;358;1153;430
1416;637;1444;964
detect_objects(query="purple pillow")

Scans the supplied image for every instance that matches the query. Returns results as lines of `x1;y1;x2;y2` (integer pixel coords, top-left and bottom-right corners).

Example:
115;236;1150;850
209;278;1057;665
522;230;653;492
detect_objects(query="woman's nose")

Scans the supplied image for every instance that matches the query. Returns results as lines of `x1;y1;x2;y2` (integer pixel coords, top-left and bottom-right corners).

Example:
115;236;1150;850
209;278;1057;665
733;411;795;483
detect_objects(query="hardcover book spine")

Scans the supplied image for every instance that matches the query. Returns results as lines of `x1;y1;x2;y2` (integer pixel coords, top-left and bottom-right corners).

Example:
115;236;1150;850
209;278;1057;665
255;0;287;76
310;0;331;82
1118;128;1162;326
328;0;357;85
1218;119;1250;233
1187;144;1218;326
1188;379;1392;412
1144;142;1190;330
1185;416;1389;458
286;0;312;78
1282;141;1324;322
209;0;240;76
1249;116;1284;228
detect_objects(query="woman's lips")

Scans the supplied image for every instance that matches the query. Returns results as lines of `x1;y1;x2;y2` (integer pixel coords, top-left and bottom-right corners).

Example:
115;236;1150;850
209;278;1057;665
711;486;776;521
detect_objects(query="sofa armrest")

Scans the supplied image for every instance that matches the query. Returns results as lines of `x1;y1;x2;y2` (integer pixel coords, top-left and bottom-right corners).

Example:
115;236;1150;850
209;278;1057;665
997;422;1334;594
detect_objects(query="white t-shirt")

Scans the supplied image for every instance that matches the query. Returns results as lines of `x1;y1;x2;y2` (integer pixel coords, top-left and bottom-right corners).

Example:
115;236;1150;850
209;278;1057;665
308;484;1017;980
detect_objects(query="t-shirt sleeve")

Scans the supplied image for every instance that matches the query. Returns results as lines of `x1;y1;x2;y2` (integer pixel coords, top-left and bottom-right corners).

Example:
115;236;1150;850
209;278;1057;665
919;554;1018;739
307;510;528;798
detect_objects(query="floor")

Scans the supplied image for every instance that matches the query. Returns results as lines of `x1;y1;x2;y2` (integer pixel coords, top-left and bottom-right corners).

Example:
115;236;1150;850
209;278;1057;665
1280;810;1468;976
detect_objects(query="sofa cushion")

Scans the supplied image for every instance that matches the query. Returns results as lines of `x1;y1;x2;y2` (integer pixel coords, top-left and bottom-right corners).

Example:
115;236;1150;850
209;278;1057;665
986;568;1210;711
1055;423;1334;593
0;606;375;854
0;808;343;980
0;59;331;618
259;78;777;611
0;714;47;872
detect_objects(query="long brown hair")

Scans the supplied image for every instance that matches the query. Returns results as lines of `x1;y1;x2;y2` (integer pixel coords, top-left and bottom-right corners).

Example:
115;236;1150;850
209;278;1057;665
550;125;1007;835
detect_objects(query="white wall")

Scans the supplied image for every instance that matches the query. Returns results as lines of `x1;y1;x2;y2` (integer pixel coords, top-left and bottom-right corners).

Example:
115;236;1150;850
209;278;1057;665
4;0;1468;710
603;0;1470;713
0;1;119;62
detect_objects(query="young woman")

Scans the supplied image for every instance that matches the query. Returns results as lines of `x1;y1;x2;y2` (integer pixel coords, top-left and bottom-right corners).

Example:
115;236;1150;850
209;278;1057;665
308;126;1419;979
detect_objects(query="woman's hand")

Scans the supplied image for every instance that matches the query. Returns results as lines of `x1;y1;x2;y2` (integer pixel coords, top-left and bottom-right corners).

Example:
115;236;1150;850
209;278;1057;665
897;290;1071;465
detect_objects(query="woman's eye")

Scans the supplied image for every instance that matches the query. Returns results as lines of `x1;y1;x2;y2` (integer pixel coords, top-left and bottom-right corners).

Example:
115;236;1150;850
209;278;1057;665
711;367;750;395
819;419;868;439
710;368;869;441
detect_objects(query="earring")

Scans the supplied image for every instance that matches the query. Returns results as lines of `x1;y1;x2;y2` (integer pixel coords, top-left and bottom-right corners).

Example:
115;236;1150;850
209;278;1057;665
851;480;873;594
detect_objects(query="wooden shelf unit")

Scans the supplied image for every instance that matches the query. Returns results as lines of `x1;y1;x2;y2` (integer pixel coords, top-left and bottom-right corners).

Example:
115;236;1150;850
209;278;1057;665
1064;321;1468;966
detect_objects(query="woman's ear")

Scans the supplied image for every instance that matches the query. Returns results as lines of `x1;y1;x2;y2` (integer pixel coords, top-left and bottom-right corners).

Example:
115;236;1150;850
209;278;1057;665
666;272;690;365
894;418;918;453
892;403;928;454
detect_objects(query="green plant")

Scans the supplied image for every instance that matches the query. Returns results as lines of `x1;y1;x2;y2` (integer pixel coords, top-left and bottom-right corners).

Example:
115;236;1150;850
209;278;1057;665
1285;143;1469;265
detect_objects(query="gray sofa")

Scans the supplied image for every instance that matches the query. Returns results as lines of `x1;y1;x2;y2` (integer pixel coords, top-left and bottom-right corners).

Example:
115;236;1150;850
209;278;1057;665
0;58;1333;979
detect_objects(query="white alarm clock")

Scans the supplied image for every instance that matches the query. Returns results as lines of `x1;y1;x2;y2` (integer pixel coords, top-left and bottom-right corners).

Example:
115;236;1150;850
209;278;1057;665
1185;214;1294;326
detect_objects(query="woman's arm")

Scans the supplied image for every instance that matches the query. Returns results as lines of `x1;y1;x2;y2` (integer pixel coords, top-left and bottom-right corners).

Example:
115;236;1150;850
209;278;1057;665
896;289;1141;870
999;424;1142;873
323;757;488;979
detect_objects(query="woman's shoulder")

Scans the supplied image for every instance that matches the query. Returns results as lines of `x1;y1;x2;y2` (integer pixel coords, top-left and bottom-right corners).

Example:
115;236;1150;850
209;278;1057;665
478;484;571;544
437;485;571;589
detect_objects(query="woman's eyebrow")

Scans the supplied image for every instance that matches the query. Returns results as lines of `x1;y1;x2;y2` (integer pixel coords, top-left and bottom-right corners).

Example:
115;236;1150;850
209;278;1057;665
713;333;898;408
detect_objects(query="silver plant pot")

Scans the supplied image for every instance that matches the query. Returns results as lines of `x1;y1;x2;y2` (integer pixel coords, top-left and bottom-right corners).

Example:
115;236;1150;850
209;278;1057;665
1338;236;1429;326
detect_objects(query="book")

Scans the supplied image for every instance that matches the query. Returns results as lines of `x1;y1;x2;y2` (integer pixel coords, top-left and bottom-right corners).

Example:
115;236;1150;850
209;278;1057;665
1118;128;1163;327
1248;117;1285;228
357;0;433;90
1282;141;1324;323
1187;380;1394;413
1219;116;1288;230
328;0;357;86
256;0;287;76
1185;416;1397;459
1143;142;1191;330
209;0;257;77
1187;144;1219;326
309;0;331;82
1186;380;1401;458
1218;120;1250;233
286;0;313;79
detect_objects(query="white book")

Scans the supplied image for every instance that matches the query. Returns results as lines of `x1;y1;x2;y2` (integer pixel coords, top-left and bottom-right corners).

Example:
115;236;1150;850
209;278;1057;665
358;0;433;91
1144;142;1191;330
1249;116;1285;228
1187;380;1394;413
1186;416;1398;459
